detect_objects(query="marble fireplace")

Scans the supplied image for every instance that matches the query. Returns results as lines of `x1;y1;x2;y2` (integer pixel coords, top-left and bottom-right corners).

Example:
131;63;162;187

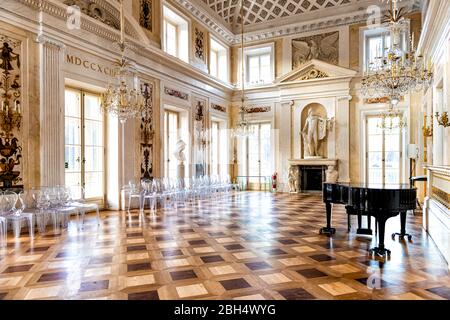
288;159;338;193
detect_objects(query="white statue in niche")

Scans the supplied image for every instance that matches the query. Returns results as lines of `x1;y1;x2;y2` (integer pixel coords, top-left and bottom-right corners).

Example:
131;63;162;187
288;166;299;193
325;165;339;183
173;139;186;163
302;109;330;159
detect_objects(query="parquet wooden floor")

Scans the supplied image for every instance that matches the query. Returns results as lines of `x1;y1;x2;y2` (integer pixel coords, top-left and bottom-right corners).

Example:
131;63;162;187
0;192;449;300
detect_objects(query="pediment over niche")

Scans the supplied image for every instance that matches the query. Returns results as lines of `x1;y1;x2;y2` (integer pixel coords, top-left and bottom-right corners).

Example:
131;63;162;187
276;59;357;84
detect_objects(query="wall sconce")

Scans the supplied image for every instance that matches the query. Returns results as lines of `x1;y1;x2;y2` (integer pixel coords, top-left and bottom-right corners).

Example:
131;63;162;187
422;114;433;137
435;112;450;128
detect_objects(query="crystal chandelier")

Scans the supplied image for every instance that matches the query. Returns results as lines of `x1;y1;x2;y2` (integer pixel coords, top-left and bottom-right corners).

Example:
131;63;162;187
361;0;433;106
100;0;144;124
231;0;254;138
377;105;407;131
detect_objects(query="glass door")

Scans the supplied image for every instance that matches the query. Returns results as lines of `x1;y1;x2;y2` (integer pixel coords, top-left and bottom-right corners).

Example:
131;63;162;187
65;88;105;202
163;110;179;179
366;115;402;184
246;122;271;190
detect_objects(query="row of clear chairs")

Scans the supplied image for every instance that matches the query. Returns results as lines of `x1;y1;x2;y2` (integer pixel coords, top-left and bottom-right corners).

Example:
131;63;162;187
123;174;236;214
0;187;100;245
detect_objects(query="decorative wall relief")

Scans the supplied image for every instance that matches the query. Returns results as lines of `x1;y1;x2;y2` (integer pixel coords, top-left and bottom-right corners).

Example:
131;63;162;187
164;87;189;101
0;38;23;188
139;0;152;32
296;69;328;81
246;106;271;114
194;27;205;61
292;31;339;69
63;0;120;30
140;83;154;180
211;103;226;113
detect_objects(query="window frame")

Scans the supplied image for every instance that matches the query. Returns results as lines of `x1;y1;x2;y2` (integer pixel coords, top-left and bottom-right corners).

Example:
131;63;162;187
162;4;190;63
239;43;275;87
209;36;229;82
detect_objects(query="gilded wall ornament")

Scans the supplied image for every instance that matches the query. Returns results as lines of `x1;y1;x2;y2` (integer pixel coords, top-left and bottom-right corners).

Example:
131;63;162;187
140;83;153;180
0;36;22;188
246;106;271;114
211;103;226;113
194;27;205;61
139;0;152;32
292;31;339;69
164;87;189;101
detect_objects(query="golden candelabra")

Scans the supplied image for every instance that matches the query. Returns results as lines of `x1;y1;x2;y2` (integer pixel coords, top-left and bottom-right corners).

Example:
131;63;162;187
435;112;450;128
422;114;433;137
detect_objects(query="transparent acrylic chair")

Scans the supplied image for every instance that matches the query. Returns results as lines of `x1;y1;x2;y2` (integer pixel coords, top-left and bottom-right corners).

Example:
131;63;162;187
66;186;100;226
3;191;34;239
124;181;142;213
29;189;51;234
141;179;157;214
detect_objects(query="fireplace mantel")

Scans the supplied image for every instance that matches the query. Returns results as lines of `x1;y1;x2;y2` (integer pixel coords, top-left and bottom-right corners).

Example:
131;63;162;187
288;159;338;166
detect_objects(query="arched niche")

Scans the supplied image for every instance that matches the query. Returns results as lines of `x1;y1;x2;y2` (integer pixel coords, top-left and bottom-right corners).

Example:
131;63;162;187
301;103;328;159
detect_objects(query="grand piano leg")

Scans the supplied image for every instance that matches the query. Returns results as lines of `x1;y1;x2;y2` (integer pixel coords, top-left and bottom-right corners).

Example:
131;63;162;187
320;202;336;235
392;211;413;241
357;211;373;235
369;216;391;257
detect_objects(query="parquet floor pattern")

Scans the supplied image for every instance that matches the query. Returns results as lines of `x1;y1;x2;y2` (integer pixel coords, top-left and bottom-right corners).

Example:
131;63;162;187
0;192;449;300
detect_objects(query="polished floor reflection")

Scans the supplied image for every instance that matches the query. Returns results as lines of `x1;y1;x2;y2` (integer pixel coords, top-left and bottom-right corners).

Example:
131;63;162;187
0;192;449;300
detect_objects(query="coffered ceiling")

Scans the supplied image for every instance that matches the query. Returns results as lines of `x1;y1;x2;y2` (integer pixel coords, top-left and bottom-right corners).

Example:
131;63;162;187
189;0;422;33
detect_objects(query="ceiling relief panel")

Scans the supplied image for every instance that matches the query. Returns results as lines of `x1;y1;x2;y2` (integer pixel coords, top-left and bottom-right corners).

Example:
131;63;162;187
200;0;356;27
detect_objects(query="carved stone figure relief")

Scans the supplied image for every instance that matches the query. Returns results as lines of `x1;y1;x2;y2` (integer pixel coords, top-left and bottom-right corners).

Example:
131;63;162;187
292;31;339;69
63;0;120;30
140;83;153;180
139;0;152;32
0;36;22;188
194;27;205;61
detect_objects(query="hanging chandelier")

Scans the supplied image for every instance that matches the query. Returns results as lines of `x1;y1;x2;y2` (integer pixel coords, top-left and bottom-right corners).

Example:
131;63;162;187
377;105;407;131
231;0;254;138
361;0;433;106
100;0;144;124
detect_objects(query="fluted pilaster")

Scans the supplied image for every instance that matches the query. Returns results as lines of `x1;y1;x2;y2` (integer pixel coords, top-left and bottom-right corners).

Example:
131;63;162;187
39;36;65;187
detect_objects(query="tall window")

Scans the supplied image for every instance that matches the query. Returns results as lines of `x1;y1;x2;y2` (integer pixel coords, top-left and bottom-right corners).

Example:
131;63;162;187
366;115;403;184
363;27;407;72
65;88;105;201
164;110;179;178
164;19;177;57
243;45;274;85
163;5;189;62
209;37;228;82
239;123;271;189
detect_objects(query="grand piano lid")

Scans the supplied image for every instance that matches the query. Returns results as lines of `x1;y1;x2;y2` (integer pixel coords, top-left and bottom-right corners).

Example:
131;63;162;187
323;182;416;190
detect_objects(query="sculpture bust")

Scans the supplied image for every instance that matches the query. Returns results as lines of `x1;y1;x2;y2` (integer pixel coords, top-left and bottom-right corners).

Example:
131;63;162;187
173;139;186;163
302;108;329;158
325;165;339;183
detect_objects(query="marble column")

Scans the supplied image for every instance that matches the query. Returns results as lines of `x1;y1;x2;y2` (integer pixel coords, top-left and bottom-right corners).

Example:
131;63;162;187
38;36;65;187
336;95;352;183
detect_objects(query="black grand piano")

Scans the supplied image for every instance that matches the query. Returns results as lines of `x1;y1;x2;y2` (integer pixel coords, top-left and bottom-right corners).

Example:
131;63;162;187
321;182;417;257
